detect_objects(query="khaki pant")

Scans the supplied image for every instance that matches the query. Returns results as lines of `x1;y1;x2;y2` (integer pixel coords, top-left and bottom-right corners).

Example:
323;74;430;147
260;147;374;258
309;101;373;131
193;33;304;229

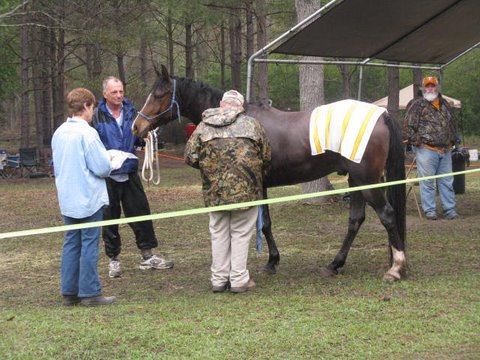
209;207;258;288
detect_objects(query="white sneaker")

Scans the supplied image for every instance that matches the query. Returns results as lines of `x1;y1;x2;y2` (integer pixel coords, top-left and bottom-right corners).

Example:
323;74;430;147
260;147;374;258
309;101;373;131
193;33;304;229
139;255;174;270
108;259;122;278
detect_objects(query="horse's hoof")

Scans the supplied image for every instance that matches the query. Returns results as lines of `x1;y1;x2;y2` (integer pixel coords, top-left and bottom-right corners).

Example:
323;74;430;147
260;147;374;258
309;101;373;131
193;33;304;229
263;264;277;275
319;266;337;278
383;272;401;282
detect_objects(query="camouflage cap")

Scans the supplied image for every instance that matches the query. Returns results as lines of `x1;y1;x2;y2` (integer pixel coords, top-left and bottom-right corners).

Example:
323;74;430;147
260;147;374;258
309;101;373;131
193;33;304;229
222;90;244;106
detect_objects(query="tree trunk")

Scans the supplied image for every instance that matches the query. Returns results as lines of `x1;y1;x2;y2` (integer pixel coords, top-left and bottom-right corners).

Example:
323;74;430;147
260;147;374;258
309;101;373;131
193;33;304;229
295;0;324;109
229;11;242;90
245;0;254;61
140;35;148;88
387;65;400;122
49;28;58;133
30;0;47;152
86;43;94;81
295;0;334;202
256;0;268;106
167;11;174;76
220;22;226;89
40;26;53;150
185;22;194;78
338;63;352;99
52;23;65;131
20;1;30;148
92;44;102;79
8;96;19;132
117;53;126;91
86;42;102;99
413;66;423;99
193;28;202;80
32;33;44;151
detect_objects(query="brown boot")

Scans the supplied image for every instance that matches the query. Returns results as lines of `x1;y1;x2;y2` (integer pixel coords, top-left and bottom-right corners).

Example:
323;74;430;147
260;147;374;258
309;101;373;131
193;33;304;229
230;278;256;293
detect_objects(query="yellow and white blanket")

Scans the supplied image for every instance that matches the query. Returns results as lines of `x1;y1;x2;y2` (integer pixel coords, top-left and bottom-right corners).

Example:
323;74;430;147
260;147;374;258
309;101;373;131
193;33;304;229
309;99;386;163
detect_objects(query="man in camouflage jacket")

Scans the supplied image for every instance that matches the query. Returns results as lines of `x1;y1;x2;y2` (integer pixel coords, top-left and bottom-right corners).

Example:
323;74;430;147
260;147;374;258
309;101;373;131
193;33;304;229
185;90;271;293
403;76;458;220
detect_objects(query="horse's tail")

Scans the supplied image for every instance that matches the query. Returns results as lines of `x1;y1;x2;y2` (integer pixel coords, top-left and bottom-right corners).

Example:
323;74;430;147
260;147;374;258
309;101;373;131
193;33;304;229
384;113;406;250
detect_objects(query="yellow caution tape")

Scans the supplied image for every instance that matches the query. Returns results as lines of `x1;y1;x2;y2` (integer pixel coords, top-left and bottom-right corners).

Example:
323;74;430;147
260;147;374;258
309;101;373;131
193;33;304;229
1;168;479;240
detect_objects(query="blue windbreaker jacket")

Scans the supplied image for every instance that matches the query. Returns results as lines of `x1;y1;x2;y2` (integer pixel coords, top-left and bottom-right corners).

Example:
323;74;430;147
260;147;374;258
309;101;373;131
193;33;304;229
93;97;140;175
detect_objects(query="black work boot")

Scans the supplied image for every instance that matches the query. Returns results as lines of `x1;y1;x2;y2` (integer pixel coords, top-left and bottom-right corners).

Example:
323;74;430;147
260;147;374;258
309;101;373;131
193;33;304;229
62;295;81;306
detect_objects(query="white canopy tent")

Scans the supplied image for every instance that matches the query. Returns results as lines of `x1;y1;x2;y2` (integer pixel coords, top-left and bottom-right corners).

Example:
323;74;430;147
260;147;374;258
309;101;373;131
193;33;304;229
373;84;462;110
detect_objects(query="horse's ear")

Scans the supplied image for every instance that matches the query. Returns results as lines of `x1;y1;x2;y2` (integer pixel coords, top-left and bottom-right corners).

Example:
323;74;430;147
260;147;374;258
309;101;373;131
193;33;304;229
161;64;170;80
153;64;160;78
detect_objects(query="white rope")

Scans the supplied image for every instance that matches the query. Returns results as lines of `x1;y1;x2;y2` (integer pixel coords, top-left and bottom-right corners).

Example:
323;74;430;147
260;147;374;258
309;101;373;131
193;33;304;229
141;130;161;185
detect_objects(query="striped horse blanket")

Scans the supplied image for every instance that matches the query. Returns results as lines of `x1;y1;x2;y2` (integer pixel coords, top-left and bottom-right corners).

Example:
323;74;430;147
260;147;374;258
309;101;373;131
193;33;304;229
309;99;386;163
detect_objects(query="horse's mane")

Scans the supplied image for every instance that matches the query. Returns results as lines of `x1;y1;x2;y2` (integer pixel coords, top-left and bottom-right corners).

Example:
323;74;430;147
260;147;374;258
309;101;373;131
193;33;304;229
174;76;273;111
174;77;223;106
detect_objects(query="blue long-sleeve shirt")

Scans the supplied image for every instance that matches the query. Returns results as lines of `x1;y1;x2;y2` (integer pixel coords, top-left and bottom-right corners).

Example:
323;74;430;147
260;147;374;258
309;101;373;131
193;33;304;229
52;117;111;218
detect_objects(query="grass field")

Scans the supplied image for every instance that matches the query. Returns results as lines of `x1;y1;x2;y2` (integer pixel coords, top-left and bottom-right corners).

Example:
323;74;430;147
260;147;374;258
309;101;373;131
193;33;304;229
1;156;479;359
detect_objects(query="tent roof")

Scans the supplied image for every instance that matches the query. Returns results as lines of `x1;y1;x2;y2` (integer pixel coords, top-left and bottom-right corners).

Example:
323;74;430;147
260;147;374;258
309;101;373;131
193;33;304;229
273;0;480;65
373;84;461;109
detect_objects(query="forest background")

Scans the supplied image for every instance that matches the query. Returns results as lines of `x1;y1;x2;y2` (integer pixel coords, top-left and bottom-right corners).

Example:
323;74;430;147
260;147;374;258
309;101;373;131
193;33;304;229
0;0;479;159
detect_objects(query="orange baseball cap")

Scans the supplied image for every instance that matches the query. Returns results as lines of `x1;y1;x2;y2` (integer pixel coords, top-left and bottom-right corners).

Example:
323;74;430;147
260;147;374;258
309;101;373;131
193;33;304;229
422;76;438;87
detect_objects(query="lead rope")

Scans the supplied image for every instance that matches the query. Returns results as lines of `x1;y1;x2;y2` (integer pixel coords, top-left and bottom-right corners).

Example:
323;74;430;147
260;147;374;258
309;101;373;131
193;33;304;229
141;129;161;185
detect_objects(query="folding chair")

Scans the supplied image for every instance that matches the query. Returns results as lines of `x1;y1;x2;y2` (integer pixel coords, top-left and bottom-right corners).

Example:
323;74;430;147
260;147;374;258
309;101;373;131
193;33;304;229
5;153;20;178
19;147;39;177
406;155;423;218
0;150;7;178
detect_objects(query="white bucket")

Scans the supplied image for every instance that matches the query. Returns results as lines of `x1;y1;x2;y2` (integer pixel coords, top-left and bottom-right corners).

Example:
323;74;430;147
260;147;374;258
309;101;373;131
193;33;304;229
468;149;478;161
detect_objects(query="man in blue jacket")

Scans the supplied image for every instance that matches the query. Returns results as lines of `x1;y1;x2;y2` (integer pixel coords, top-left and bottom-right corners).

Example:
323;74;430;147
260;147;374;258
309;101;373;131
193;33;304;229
93;76;174;277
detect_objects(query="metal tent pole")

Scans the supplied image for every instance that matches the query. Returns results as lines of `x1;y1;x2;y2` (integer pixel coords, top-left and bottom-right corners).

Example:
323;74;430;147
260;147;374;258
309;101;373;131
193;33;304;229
357;66;364;100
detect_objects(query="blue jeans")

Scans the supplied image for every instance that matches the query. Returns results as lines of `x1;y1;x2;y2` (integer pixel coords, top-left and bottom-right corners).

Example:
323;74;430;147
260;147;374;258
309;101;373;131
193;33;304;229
414;146;456;216
61;208;103;298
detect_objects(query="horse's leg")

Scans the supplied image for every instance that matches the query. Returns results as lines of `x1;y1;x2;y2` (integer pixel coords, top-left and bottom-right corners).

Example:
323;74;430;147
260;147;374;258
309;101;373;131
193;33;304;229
320;181;366;277
262;188;280;274
362;187;406;282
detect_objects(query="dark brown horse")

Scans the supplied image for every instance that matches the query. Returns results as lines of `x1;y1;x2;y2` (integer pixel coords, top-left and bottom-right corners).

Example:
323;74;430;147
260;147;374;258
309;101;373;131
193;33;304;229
132;65;407;282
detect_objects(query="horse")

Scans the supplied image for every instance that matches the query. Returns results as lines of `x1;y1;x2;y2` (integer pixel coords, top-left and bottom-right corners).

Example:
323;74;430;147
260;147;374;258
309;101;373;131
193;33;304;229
132;65;407;282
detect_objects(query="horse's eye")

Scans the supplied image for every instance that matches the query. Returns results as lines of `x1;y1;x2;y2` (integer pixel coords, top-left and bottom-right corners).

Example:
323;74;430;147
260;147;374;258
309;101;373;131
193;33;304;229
153;91;170;100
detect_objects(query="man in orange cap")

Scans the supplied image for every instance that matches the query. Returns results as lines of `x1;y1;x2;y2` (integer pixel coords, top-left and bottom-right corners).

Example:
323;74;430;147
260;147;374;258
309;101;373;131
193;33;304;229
403;75;458;220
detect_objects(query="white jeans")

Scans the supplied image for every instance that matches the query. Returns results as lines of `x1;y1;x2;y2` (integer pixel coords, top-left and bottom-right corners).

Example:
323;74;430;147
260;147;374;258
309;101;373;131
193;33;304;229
209;207;258;288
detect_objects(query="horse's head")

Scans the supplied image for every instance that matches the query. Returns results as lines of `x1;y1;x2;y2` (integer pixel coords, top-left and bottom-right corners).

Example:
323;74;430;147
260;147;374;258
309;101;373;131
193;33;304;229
132;64;179;138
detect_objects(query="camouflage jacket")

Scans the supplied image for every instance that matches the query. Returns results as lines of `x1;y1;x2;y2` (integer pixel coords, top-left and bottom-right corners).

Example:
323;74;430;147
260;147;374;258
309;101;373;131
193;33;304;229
184;106;271;207
403;94;457;150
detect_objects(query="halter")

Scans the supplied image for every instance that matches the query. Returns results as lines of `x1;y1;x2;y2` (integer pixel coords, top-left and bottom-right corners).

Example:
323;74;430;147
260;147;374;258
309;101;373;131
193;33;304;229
137;79;181;123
